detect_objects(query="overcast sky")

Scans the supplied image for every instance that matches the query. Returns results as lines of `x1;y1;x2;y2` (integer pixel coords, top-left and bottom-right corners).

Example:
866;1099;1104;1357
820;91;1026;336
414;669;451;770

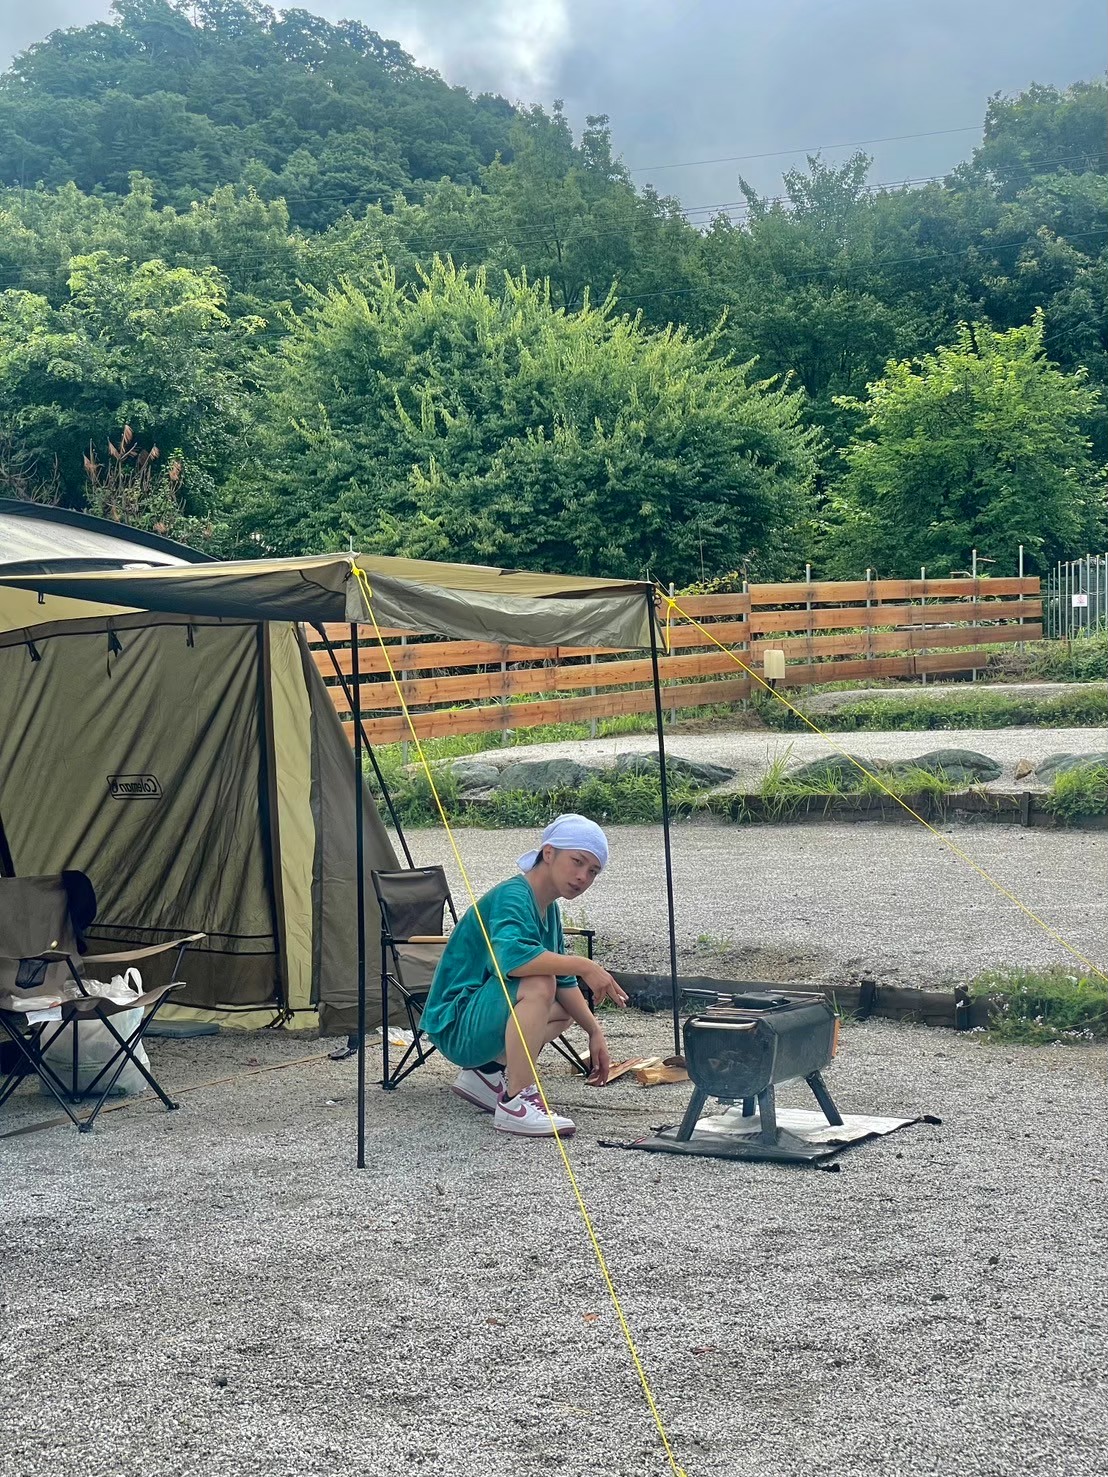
2;1;1104;208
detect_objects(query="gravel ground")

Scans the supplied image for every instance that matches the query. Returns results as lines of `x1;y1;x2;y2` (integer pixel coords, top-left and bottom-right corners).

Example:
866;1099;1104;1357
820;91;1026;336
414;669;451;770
490;724;1108;793
2;1017;1105;1477
406;824;1108;988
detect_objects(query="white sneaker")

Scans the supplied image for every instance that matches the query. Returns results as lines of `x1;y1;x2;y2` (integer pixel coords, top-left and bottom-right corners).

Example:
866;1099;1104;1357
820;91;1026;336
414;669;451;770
493;1085;576;1138
452;1066;505;1114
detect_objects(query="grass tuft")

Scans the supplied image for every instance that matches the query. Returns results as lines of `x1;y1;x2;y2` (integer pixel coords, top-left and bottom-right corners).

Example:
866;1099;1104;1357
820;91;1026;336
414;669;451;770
970;965;1108;1043
760;687;1106;732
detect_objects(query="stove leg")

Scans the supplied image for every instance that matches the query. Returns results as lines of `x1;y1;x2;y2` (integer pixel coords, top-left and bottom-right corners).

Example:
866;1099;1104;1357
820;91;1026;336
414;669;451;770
675;1086;709;1141
757;1086;778;1145
806;1069;844;1126
741;1097;756;1117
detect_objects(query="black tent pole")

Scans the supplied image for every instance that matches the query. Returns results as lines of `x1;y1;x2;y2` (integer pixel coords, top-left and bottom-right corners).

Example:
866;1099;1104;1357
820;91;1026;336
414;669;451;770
313;623;414;867
647;594;682;1059
352;622;367;1171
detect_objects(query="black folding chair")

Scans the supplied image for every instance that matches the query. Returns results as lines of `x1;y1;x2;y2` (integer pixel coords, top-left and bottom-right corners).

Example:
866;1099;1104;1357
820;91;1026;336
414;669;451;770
0;872;204;1133
371;867;597;1089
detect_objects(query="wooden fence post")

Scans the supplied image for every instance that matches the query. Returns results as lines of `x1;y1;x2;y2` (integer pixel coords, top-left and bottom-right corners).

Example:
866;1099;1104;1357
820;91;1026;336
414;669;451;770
500;647;509;745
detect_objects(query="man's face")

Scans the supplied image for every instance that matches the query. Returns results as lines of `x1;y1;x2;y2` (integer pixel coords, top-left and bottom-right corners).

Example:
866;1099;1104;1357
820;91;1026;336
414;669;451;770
543;845;603;899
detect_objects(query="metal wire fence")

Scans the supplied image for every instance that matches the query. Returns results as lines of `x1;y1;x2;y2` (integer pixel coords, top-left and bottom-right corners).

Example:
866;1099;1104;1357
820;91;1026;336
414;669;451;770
1045;553;1108;639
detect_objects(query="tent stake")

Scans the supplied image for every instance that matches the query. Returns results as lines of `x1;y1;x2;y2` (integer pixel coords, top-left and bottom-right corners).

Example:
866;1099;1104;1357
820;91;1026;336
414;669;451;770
352;623;367;1170
313;623;414;867
647;596;681;1058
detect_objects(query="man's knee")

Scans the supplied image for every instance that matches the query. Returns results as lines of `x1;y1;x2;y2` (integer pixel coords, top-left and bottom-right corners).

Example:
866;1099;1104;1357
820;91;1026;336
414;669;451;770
516;973;557;1005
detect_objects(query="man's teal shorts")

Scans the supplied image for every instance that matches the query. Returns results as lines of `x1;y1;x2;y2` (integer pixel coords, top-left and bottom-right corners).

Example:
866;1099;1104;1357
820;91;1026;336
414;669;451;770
426;975;521;1069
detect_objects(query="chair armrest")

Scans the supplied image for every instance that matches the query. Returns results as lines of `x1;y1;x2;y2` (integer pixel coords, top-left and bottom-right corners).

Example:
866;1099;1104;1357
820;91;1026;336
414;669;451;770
404;935;449;945
564;925;595;960
84;932;206;965
0;949;70;963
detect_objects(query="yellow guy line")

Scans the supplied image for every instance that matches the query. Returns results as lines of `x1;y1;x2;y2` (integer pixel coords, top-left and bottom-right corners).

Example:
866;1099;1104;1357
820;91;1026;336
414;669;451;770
350;566;688;1477
661;589;1108;986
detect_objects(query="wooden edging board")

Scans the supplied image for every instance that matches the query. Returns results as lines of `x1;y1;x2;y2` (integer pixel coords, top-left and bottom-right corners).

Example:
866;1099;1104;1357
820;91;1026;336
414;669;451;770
715;789;1108;829
609;972;994;1032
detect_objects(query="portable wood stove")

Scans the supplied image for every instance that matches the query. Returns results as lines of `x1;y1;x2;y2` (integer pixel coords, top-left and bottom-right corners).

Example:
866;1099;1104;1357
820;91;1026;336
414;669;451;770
654;988;844;1162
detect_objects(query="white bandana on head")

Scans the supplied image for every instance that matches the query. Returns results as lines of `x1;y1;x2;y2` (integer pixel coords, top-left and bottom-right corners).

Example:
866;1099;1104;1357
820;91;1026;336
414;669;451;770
517;813;610;874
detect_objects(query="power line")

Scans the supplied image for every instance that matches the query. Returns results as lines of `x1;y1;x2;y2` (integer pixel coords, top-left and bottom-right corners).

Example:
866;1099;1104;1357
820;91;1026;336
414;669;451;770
626;125;986;174
618;226;1108;307
1;150;1099;282
0;225;1100;320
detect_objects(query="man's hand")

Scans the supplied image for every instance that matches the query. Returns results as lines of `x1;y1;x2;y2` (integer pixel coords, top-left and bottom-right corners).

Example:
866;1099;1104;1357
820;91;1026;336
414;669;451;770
586;1026;612;1086
579;959;629;1008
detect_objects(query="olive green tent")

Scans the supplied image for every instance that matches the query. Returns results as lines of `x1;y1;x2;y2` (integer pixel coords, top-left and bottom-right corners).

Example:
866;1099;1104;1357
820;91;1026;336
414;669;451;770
0;500;401;1034
0;503;662;1052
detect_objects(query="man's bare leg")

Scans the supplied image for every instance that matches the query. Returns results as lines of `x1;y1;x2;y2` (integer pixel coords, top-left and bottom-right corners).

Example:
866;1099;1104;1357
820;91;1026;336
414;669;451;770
505;975;566;1097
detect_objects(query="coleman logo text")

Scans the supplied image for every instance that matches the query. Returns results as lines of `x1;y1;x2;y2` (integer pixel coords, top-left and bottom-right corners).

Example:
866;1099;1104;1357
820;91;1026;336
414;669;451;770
107;774;162;799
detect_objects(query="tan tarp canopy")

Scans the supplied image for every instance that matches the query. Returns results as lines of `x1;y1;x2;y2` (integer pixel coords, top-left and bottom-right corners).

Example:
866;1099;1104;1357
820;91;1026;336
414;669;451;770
0;551;657;650
0;522;659;1038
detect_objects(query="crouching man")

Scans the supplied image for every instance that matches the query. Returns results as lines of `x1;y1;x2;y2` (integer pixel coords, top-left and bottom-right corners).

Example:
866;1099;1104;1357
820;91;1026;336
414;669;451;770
419;814;628;1138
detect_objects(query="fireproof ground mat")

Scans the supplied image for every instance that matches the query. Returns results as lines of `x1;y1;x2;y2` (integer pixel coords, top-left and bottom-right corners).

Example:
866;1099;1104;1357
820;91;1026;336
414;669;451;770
606;1106;941;1166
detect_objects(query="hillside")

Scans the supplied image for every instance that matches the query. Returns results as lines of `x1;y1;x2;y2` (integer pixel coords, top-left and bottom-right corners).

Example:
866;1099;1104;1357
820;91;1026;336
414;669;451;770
0;0;516;228
0;4;1104;580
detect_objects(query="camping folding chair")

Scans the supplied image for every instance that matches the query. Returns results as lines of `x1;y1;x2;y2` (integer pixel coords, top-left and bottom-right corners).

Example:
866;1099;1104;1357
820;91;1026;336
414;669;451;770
0;872;204;1133
371;867;597;1089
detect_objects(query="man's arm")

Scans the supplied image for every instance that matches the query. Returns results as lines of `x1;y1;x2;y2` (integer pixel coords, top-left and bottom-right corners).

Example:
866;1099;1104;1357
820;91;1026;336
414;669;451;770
507;950;628;1006
552;984;612;1086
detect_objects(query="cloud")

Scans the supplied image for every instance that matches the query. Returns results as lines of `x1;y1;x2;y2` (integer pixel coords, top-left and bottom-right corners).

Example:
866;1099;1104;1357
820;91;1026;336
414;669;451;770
1;0;1102;209
309;0;571;99
1;0;112;64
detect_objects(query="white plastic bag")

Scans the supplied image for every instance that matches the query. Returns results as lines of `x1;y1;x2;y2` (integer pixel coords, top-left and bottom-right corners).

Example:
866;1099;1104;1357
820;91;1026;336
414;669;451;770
41;967;150;1097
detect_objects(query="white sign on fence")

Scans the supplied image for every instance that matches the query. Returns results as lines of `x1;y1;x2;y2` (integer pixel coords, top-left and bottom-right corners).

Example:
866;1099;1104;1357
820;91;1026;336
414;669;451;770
1072;592;1089;608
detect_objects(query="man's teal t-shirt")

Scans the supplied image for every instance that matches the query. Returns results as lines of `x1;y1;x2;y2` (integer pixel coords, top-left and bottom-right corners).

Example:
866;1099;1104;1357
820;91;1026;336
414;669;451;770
419;875;579;1058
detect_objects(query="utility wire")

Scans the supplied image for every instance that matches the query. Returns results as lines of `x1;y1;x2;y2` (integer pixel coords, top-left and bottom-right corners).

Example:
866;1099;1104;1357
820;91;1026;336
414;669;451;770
626;124;988;173
0;155;1101;294
1;225;1099;306
2;147;1101;226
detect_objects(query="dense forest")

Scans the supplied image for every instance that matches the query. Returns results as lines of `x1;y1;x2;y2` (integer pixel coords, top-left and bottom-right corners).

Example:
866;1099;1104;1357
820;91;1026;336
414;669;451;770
0;0;1104;580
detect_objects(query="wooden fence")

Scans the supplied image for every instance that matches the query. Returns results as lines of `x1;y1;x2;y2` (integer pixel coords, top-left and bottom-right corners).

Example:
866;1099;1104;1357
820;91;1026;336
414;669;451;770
308;576;1042;746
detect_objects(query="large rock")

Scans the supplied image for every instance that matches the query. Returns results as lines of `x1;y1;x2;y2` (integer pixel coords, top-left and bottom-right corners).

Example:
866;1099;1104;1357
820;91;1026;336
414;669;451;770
885;749;1002;785
448;760;502;794
786;755;880;791
613;752;735;788
496;759;595;793
1035;751;1108;781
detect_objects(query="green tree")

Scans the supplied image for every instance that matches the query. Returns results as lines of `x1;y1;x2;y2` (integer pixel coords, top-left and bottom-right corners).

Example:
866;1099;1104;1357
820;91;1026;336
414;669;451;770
0;0;514;222
228;258;817;581
0;250;255;509
825;314;1104;576
957;80;1107;200
702;156;928;458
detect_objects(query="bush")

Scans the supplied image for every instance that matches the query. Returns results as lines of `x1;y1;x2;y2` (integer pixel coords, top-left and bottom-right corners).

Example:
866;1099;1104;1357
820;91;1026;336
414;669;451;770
970;965;1108;1043
753;750;963;820
1043;763;1108;825
366;765;706;829
990;631;1107;683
